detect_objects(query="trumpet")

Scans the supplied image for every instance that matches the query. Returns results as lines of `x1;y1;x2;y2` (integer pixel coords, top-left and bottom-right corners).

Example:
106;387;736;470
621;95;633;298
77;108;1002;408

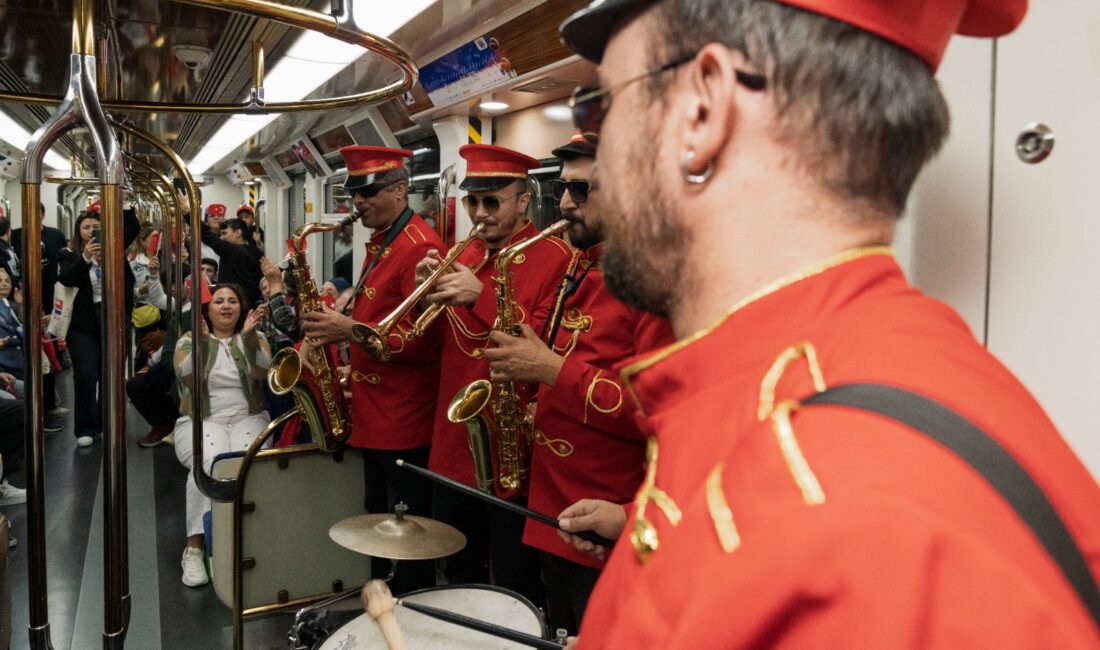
356;223;486;362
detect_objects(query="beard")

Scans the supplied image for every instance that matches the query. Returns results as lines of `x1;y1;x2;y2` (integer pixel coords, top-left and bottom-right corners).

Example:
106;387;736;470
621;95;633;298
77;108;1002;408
601;144;688;317
564;213;601;251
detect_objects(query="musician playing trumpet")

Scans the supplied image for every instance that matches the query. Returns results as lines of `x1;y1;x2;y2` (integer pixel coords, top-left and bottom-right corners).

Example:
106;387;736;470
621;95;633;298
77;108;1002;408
300;146;445;594
415;144;573;609
482;134;674;634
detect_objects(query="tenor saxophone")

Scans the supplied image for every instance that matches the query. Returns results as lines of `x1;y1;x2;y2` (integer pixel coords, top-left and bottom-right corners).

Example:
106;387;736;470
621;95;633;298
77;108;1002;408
267;211;359;451
448;219;570;498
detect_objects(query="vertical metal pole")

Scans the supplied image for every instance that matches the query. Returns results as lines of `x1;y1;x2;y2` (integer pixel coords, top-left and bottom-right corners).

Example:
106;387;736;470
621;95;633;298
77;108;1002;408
99;184;128;649
21;183;51;650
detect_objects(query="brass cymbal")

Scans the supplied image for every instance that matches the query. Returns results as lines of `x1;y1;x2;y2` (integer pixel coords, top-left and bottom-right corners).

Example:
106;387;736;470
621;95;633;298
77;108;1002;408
329;512;467;561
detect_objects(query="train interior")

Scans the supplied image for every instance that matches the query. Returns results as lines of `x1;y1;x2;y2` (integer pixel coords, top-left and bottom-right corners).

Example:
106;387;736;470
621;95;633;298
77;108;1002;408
0;0;1095;647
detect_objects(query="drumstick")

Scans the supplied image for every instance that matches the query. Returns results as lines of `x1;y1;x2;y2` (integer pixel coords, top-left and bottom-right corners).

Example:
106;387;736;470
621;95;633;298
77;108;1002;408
396;459;616;548
396;598;563;649
362;580;408;650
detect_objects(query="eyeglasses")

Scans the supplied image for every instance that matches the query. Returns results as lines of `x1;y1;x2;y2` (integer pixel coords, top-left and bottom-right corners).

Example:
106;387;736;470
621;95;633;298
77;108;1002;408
461;192;524;214
570;52;766;140
355;182;394;200
548;179;591;204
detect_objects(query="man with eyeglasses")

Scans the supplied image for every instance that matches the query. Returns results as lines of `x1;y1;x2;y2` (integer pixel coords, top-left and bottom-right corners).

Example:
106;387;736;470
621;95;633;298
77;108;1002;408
555;0;1100;648
480;132;674;634
415;143;573;608
301;145;445;594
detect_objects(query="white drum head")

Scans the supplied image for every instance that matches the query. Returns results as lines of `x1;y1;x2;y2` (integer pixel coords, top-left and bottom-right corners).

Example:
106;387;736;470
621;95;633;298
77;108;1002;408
319;585;546;649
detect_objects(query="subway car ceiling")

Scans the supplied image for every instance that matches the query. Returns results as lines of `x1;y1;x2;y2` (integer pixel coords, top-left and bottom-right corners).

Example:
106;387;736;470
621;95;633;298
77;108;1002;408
0;0;596;195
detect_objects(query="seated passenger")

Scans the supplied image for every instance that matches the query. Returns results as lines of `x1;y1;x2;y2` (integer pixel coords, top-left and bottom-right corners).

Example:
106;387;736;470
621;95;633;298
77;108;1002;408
0;267;24;381
172;283;270;587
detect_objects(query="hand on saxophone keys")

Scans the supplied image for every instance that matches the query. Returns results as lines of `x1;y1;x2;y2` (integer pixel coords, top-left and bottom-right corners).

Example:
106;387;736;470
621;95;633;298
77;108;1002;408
483;323;564;386
301;303;357;346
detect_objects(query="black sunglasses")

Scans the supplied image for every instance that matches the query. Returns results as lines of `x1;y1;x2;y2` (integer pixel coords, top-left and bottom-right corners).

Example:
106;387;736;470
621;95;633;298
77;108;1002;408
548;179;591;204
355;181;395;200
461;192;524;214
570;52;766;141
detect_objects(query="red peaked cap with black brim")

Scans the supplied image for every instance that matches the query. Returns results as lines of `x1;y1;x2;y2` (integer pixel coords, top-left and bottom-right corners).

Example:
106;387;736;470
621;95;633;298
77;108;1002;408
459;144;540;193
559;0;1026;71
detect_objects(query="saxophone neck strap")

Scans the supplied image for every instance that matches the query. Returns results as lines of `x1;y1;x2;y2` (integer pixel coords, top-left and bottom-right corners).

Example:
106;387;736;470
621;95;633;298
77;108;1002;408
802;383;1100;629
344;207;414;316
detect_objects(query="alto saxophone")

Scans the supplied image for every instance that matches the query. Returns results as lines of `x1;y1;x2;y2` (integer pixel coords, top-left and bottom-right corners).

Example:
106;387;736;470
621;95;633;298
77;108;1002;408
448;219;570;497
267;211;360;451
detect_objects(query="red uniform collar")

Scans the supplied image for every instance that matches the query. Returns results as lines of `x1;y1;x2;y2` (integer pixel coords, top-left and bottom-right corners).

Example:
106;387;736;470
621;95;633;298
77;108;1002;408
620;247;896;417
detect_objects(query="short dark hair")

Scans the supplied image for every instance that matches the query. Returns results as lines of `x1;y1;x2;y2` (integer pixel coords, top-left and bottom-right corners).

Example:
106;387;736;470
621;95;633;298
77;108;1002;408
650;0;949;214
0;218;10;238
200;257;218;271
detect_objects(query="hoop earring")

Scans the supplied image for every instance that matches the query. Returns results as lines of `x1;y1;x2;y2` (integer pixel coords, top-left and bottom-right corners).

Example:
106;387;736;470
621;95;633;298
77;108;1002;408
682;150;713;185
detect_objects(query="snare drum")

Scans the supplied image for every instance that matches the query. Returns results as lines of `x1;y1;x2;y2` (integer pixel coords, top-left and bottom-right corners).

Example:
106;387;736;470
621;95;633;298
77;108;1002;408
317;584;548;649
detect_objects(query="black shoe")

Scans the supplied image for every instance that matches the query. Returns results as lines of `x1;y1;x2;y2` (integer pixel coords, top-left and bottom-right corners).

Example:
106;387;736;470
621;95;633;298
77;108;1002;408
44;417;64;433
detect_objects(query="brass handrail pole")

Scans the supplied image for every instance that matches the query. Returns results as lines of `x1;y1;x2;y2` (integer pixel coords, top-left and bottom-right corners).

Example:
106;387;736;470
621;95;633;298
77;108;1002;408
0;0;419;114
110;120;235;504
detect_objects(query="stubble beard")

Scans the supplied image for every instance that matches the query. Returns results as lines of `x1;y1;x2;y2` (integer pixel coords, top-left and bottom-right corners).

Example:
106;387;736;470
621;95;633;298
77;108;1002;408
601;141;687;318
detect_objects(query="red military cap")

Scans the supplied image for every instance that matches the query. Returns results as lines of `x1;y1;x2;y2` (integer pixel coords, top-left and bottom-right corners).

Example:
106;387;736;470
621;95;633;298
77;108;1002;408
340;146;413;192
459;144;540;192
560;0;1026;70
552;131;597;160
236;203;255;216
87;200;101;214
205;203;226;218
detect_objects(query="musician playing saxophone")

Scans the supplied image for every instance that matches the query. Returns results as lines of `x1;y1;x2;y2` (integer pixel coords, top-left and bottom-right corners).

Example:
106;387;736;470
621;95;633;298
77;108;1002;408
300;146;445;594
482;134;674;634
413;144;573;610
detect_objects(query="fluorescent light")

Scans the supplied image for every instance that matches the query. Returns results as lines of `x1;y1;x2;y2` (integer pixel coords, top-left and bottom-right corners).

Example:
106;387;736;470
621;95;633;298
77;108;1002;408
479;101;509;111
0;109;71;170
543;104;572;122
187;1;435;174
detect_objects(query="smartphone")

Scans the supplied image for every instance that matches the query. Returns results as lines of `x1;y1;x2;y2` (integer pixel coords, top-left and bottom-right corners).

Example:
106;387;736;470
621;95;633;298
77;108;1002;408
91;228;102;243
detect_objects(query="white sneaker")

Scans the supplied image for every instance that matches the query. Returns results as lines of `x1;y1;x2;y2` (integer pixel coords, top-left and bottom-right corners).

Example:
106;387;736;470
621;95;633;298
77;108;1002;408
181;546;208;587
76;436;94;447
0;480;26;506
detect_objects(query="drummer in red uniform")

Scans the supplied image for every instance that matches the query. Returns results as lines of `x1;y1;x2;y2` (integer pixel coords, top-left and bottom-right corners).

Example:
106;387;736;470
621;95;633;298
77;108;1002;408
554;0;1100;647
416;143;573;607
482;133;674;634
301;145;445;594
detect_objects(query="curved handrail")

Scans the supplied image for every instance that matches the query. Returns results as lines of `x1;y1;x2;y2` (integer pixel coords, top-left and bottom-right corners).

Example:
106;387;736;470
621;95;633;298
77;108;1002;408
0;0;418;114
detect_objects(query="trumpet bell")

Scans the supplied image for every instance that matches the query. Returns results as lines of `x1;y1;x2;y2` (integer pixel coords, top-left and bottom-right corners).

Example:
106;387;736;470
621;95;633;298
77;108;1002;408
447;379;492;423
268;347;303;395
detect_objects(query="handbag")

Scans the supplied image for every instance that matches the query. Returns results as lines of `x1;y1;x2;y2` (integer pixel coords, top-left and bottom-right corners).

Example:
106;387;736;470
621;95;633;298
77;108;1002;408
46;282;77;339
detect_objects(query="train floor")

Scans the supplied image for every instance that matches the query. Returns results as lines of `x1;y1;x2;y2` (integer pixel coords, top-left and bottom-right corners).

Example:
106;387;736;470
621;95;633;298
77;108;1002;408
5;369;296;649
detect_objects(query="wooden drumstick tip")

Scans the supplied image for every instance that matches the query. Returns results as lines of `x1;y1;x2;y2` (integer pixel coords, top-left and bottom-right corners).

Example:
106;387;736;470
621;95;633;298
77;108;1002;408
362;580;407;650
362;579;396;619
395;459;405;467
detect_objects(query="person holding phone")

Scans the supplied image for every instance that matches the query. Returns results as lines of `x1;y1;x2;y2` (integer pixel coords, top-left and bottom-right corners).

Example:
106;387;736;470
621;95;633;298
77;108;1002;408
58;204;140;447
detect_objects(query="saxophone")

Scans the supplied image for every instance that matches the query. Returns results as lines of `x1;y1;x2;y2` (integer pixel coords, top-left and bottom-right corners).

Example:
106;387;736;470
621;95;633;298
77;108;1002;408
267;211;359;451
448;219;570;497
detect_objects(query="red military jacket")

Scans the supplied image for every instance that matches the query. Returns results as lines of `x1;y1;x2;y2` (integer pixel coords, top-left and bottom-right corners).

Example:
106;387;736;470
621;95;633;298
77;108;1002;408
578;249;1100;648
349;212;446;449
428;221;574;486
523;244;674;569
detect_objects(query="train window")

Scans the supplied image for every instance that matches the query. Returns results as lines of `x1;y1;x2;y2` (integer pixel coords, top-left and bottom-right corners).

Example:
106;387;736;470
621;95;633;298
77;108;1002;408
529;162;563;229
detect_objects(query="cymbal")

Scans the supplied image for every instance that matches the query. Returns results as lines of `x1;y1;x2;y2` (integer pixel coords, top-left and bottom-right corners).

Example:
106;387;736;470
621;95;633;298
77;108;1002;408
329;512;467;560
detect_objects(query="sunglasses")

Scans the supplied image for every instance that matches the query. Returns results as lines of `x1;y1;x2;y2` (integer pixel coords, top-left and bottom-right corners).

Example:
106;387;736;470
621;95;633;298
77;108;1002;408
461;192;524;214
548;179;591;204
570;52;766;140
355;181;395;200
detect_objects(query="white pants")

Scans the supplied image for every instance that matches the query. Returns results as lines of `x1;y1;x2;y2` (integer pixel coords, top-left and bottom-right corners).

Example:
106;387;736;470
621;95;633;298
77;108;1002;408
174;411;271;537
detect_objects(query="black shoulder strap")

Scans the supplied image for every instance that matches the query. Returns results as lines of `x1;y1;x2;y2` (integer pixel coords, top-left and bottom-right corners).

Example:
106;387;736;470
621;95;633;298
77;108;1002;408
803;383;1100;629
